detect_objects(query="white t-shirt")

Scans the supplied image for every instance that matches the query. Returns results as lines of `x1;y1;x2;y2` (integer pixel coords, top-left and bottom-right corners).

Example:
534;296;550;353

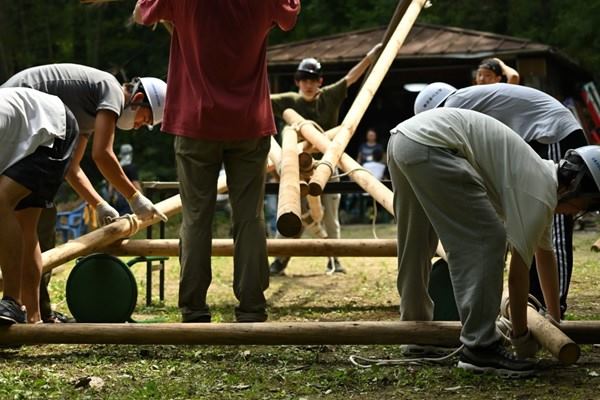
0;87;66;174
444;83;582;144
362;161;386;180
391;108;556;264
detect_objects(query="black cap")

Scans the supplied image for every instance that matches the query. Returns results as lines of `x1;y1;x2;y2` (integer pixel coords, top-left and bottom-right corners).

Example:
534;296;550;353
295;58;322;80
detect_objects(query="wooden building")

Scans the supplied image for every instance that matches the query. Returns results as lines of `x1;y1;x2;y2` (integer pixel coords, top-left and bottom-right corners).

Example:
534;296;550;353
267;22;594;152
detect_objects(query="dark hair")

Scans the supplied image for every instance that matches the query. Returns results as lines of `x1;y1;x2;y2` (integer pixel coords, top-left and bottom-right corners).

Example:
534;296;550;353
558;152;599;197
478;58;502;76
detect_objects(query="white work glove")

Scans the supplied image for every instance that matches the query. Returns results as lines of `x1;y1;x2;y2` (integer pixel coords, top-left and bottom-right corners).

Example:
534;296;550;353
510;329;540;359
128;191;168;222
96;201;120;226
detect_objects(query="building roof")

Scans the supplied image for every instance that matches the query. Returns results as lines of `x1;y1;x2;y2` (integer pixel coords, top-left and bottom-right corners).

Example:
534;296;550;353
267;22;578;68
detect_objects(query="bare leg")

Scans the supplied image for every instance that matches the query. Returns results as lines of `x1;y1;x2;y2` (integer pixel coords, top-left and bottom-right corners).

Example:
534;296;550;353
17;208;42;323
0;176;31;305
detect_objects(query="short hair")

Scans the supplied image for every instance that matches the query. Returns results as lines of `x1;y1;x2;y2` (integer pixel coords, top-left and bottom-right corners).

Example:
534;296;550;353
478;58;503;76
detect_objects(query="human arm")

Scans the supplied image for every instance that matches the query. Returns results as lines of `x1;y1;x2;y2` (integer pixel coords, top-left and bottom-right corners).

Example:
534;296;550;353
272;0;301;31
65;137;120;226
507;249;530;338
534;247;561;321
493;57;520;84
344;43;382;87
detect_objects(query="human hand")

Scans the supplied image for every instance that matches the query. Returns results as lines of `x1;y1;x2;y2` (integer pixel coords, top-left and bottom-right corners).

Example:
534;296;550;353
128;192;168;222
511;329;540;359
96;201;120;226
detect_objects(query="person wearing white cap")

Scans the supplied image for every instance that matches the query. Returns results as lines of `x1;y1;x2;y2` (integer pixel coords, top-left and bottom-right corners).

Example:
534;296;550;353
1;64;167;225
414;82;587;319
388;107;600;376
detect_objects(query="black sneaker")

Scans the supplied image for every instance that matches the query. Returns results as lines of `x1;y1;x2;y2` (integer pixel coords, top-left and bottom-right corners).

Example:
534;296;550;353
400;344;456;357
458;341;536;378
43;311;76;324
326;258;346;274
0;298;27;325
269;259;288;276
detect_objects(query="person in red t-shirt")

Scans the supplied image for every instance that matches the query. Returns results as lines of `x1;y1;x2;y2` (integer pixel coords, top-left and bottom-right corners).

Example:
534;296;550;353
133;0;300;323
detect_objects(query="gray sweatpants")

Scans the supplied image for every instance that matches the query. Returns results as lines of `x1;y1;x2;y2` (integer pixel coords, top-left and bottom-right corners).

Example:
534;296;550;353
387;133;504;348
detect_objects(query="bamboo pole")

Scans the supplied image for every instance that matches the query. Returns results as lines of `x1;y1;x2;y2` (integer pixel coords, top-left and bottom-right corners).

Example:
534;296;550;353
276;125;302;237
284;109;394;214
0;321;596;346
105;238;397;257
308;0;429;195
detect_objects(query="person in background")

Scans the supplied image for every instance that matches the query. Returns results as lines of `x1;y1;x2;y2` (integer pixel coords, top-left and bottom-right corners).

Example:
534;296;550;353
357;128;384;165
269;44;381;275
133;0;300;323
475;57;520;85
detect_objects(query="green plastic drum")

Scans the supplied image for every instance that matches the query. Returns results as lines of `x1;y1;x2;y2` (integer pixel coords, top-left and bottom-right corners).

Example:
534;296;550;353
66;253;138;323
428;258;460;321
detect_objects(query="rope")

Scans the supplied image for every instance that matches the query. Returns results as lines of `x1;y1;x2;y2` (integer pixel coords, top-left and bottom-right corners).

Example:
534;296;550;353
313;160;335;176
292;120;325;135
109;214;140;237
349;345;463;368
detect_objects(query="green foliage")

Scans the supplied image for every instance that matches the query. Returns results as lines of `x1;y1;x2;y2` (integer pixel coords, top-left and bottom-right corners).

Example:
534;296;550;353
0;0;598;188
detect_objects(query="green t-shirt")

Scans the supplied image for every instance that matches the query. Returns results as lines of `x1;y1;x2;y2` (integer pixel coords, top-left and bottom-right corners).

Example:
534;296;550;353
271;78;348;131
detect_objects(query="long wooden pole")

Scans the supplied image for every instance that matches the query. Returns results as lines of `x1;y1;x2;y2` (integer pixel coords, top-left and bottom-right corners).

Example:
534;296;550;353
41;194;183;274
0;321;596;346
360;0;413;86
105;238;397;257
284;109;394;214
308;0;429;195
276;125;302;237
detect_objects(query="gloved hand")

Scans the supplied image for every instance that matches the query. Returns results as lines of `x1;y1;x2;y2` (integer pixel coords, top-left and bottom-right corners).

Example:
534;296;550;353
128;191;168;222
511;329;540;359
96;201;120;226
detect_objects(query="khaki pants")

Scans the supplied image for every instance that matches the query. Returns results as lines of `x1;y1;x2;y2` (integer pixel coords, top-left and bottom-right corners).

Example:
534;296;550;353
175;135;270;322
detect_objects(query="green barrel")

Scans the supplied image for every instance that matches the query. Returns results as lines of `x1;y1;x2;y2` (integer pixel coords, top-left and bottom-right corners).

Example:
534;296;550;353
428;258;460;321
66;253;138;323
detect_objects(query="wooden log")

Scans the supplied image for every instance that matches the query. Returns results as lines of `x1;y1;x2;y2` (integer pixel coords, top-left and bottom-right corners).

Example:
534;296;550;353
307;195;324;225
0;321;596;346
105;238;398;257
0;321;460;346
526;306;580;365
308;0;429;195
269;136;283;174
591;236;600;252
300;180;310;197
276;125;302;237
360;0;413;85
41;194;183;274
501;296;580;365
298;152;314;172
284;109;394;215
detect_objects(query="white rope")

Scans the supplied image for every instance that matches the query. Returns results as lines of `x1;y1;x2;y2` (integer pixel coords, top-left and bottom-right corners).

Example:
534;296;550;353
349;345;463;368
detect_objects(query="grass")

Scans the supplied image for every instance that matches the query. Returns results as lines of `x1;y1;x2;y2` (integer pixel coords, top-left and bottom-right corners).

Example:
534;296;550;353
1;220;600;399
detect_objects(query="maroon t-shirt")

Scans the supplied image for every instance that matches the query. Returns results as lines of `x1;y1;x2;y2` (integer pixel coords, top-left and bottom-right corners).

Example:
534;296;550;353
138;0;300;140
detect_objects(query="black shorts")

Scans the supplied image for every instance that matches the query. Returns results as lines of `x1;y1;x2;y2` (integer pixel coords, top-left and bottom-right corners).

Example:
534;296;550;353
4;105;80;210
